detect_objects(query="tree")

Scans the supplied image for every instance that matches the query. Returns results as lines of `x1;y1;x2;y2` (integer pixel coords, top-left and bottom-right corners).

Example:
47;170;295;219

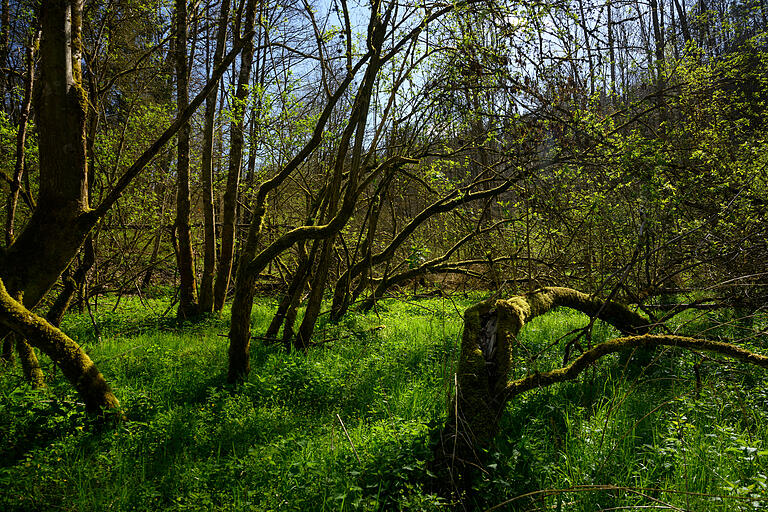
436;287;768;494
197;0;231;313
172;0;199;319
212;0;258;312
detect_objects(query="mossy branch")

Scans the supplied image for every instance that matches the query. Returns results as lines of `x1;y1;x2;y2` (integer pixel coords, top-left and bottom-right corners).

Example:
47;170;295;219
505;334;768;399
506;286;651;335
0;277;120;414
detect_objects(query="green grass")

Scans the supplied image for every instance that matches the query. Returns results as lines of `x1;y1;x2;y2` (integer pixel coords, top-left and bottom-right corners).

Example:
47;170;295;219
1;294;767;510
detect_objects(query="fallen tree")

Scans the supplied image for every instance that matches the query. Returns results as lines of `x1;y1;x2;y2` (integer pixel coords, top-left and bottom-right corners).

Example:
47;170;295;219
437;286;768;493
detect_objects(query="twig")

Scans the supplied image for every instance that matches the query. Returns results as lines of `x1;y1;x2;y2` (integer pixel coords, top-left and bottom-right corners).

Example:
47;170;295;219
336;413;361;464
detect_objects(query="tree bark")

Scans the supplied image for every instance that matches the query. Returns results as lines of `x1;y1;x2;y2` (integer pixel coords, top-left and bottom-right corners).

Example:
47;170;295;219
1;0;90;309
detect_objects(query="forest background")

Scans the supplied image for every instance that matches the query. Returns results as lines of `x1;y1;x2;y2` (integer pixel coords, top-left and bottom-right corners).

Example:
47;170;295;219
0;0;767;509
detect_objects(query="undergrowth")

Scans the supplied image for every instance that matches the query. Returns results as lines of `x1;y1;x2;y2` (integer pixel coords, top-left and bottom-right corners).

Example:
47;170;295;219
0;294;766;510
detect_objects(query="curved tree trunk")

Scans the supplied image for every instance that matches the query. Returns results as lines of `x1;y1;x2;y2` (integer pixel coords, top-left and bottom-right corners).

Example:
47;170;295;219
437;286;768;492
0;278;119;413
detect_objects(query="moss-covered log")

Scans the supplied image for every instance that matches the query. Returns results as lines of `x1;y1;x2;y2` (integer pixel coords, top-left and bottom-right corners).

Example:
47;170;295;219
437;286;768;491
0;277;119;414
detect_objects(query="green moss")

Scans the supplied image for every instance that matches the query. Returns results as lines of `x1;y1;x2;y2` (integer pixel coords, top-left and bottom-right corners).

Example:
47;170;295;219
0;277;119;414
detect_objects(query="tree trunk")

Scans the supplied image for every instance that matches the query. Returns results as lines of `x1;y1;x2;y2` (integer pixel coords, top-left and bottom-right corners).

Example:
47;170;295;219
607;0;616;99
198;0;231;313
173;0;199;319
227;267;259;381
15;333;45;388
330;186;383;321
436;287;650;484
46;235;96;327
264;241;313;341
213;0;258;312
5;30;38;246
436;287;768;492
295;237;336;349
0;0;9;112
0;278;119;414
1;0;89;309
673;0;691;46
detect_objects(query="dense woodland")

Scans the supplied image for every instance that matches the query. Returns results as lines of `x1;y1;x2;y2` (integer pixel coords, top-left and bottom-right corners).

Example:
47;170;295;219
0;0;767;509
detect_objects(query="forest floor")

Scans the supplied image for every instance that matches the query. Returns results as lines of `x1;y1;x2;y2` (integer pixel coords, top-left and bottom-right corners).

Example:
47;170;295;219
1;292;768;511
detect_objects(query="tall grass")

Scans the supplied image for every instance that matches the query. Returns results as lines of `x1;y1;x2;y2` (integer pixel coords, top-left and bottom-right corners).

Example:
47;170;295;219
1;294;766;510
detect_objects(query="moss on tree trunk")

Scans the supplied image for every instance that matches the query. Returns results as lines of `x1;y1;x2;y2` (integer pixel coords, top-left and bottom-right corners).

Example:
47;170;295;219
437;286;768;496
0;278;119;414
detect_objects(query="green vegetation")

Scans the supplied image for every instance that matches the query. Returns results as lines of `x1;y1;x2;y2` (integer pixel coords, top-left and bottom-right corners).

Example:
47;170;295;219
2;295;766;511
1;1;767;509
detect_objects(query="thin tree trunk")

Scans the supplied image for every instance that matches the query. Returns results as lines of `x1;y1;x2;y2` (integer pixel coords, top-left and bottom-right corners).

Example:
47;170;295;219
576;0;595;97
15;333;45;388
173;0;199;319
673;0;691;45
264;241;313;340
46;235;96;327
198;0;230;313
5;30;39;246
330;193;381;322
142;184;169;288
213;0;258;312
295;237;336;349
1;333;13;363
607;0;616;100
649;0;667;128
0;0;9;112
